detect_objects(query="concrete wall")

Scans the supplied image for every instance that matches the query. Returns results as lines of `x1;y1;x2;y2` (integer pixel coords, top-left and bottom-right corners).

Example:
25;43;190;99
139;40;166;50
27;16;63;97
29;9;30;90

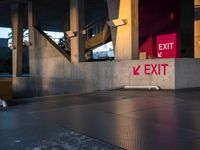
13;27;71;98
13;26;176;99
13;60;174;98
175;58;200;89
12;27;200;99
129;59;175;89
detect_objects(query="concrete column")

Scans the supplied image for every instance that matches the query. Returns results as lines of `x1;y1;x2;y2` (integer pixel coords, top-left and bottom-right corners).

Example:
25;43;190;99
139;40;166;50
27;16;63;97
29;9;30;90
28;0;39;76
195;0;200;58
107;0;120;51
11;3;23;77
28;0;39;49
64;6;70;51
107;0;139;61
70;0;85;63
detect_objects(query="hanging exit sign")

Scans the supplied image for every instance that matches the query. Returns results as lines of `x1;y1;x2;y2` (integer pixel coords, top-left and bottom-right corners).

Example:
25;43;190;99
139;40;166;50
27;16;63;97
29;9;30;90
156;33;178;58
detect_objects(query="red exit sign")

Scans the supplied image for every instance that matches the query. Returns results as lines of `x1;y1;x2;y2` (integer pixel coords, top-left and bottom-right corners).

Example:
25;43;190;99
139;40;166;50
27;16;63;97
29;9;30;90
133;64;169;76
156;33;178;58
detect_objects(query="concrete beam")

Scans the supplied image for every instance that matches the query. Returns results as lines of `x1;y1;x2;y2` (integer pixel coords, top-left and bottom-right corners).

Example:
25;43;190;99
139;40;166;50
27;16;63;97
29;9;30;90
70;0;85;63
107;0;139;61
11;3;23;77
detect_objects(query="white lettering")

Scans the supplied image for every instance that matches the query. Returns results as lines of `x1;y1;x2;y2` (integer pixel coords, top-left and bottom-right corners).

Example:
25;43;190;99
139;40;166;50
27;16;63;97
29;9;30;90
158;42;174;51
159;44;163;51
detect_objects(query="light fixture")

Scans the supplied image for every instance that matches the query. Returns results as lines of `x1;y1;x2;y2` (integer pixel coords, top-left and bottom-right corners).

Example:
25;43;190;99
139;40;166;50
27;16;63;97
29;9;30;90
66;31;77;38
107;18;127;28
81;29;87;35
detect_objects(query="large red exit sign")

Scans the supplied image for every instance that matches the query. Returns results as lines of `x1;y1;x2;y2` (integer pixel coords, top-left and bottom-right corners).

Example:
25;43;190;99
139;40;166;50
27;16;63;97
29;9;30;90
156;33;178;58
133;64;169;76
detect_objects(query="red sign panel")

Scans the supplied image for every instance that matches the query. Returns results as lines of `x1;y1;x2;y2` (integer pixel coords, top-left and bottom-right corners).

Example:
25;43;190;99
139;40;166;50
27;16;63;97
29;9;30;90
156;33;178;58
139;35;156;58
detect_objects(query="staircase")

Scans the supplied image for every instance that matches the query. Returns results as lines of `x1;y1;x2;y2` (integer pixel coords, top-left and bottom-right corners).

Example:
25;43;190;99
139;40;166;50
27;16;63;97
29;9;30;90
85;24;111;51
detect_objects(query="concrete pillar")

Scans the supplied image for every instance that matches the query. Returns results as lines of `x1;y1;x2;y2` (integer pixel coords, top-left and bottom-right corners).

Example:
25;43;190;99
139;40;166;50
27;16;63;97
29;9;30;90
107;0;139;61
195;0;200;58
28;0;39;48
11;3;23;77
28;0;39;76
64;6;70;51
70;0;85;63
107;0;120;51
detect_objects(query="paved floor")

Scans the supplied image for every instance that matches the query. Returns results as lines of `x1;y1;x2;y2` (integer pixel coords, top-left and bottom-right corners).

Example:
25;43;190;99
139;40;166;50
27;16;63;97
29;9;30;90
1;89;200;150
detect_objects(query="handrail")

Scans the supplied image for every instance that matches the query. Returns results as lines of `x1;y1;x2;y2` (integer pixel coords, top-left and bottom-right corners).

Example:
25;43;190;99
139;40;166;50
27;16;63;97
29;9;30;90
84;17;108;39
84;17;104;29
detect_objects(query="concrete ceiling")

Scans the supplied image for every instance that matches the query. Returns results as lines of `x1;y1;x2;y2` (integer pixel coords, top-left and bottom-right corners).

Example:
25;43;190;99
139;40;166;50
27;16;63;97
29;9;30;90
0;0;181;38
0;0;108;31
